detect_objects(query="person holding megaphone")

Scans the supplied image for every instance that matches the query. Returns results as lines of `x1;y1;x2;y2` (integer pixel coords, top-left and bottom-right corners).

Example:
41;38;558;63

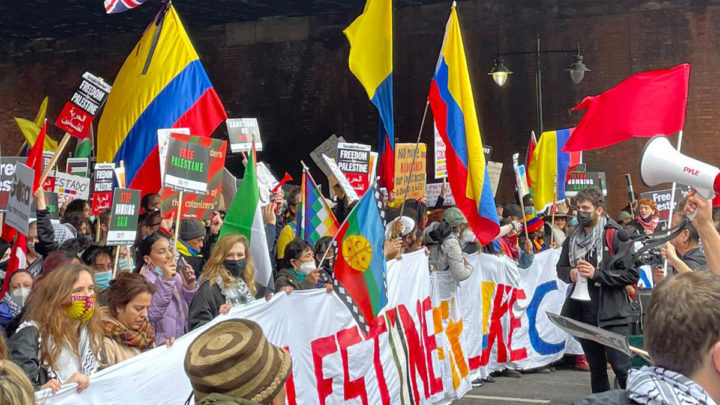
556;186;639;394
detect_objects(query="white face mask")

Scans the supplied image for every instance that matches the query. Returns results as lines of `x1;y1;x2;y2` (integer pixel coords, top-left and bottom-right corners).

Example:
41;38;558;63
298;260;317;275
462;229;477;243
10;287;31;307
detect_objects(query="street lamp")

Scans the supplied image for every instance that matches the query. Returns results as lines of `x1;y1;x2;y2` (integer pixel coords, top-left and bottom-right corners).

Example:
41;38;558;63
489;32;590;135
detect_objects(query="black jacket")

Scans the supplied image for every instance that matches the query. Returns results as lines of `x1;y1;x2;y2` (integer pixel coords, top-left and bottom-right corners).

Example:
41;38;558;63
573;389;637;404
7;324;49;389
557;219;639;328
178;232;219;278
188;279;268;331
35;209;58;258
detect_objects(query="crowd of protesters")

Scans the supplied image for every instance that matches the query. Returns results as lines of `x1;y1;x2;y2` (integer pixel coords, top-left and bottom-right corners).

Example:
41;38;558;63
0;173;718;405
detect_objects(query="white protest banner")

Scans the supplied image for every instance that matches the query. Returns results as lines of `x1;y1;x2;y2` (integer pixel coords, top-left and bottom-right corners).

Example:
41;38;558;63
54;172;91;207
226;118;262;153
322;154;359;202
40;249;582;405
158;128;190;181
434;122;447;179
5;163;34;236
487;161;503;197
425;182;455;207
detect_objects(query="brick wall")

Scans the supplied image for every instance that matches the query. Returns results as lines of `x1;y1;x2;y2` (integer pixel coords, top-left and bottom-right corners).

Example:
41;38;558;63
1;0;719;215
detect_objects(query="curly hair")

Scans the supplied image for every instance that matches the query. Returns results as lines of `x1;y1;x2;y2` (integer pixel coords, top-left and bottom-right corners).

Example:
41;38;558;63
575;186;606;211
636;197;658;215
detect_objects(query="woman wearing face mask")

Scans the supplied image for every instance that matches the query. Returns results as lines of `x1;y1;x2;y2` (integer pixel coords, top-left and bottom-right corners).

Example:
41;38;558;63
314;236;335;286
135;232;197;346
436;207;475;284
275;239;322;294
8;263;102;393
0;270;33;333
188;234;261;331
100;272;157;366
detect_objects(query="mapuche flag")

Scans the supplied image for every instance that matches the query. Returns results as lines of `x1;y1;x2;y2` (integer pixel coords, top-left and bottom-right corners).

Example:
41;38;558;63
563;64;690;152
333;182;387;333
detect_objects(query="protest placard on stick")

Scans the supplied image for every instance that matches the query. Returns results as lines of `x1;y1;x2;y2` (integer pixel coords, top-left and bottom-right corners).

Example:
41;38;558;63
394;143;427;200
322;154;358;202
54;172;91;208
310;135;345;179
92;163;115;215
5;163;33;236
336;142;371;197
66;157;89;178
0;157;26;212
107;188;140;247
226;118;262;153
164;134;210;194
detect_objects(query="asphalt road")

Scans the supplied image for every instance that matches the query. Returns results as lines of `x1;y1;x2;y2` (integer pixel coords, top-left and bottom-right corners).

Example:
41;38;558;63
455;368;615;404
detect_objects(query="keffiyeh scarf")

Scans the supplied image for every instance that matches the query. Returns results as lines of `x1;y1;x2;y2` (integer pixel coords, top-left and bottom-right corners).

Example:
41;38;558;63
636;214;660;232
569;216;607;267
103;319;155;351
627;366;716;405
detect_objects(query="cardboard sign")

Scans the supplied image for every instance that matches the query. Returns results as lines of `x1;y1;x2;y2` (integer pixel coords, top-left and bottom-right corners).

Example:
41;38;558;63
434;123;447;179
0;157;26;212
5;163;34;235
54;172;91;207
226;118;262;153
640;186;691;227
164;134;210;194
157;128;190;181
257;162;279;207
31;192;60;221
512;153;530;198
336;142;371;196
487;161;503;197
92;163;115;215
547;313;632;358
565;170;607;197
66;157;89;178
310;135;345;179
425;182;455;207
322;154;358;202
160;136;227;220
221;168;238;210
55;72;112;138
394;143;427;200
107;188;140;246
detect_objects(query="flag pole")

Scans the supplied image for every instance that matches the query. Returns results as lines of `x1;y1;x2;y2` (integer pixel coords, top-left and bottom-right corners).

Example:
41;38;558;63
301;160;338;223
398;99;430;223
663;130;684;276
551;169;557;246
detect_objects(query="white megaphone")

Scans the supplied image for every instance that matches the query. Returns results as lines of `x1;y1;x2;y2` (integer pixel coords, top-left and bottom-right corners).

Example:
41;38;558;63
640;136;720;199
570;275;591;301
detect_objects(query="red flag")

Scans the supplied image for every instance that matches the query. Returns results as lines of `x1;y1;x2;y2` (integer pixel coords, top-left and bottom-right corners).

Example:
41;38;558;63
0;233;26;298
525;131;537;188
563;64;690;152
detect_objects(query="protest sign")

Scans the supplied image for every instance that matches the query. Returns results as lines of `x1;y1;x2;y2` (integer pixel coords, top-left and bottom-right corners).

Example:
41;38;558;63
106;188;141;246
547;313;632;358
565;170;607;197
164;134;210;194
257;162;279;207
0;157;26;212
487;161;503;197
92;163;115;215
31;192;59;222
394;143;427;200
157;128;190;181
512;153;530;198
434;123;447;179
66;157;89;178
368;151;378;184
54;172;90;207
322;154;358;202
160;136;227;221
425;182;455;207
640;185;691;227
336;142;371;196
6;163;34;235
310;134;345;178
39;249;583;405
226;118;262;153
41;151;56;192
220;168;238;210
483;145;493;160
55;72;112;139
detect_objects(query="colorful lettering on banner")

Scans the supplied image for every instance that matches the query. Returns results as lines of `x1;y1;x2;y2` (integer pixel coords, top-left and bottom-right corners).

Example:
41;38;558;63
39;249;583;405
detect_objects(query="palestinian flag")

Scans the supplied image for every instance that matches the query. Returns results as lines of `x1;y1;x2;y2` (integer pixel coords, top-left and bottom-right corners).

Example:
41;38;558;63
219;145;272;287
333;182;387;333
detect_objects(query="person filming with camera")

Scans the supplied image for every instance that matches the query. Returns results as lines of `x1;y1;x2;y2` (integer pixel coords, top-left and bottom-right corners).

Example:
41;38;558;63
556;186;638;394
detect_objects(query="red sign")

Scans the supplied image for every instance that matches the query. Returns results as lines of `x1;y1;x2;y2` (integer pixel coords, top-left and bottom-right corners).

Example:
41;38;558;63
92;191;113;215
42;177;55;193
56;102;93;139
54;72;112;139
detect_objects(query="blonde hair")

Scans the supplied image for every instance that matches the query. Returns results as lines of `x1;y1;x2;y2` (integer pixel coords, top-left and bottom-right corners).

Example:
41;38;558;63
0;333;6;360
25;263;104;372
200;234;256;295
0;360;37;405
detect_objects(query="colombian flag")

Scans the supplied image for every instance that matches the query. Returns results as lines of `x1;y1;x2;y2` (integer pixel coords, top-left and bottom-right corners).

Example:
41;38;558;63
344;0;395;193
528;128;581;212
97;5;226;196
428;5;499;245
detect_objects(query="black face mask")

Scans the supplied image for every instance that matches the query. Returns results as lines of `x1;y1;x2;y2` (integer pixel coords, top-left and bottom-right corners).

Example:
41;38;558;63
577;211;594;227
223;259;247;279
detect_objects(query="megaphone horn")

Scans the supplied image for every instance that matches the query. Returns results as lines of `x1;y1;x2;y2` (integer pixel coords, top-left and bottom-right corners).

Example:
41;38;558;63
640;136;720;199
271;172;293;193
570;275;591;301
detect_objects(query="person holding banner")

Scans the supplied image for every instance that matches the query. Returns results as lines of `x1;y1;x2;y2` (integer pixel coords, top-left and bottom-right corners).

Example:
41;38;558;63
8;264;102;393
275;239;324;294
136;232;197;346
188;234;262;331
556;186;638;393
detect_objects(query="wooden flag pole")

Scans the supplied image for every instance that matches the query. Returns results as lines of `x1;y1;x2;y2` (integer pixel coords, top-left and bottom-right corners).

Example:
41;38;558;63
39;133;71;185
173;190;183;246
551;169;557;246
112;246;120;279
399;99;430;222
518;192;530;240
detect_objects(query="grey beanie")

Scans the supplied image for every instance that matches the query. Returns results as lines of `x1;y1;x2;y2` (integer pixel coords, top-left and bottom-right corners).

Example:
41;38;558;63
179;220;206;241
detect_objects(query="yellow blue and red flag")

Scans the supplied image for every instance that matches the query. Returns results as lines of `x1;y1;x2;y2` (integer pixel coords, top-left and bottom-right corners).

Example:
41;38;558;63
344;0;395;193
428;5;499;245
97;5;226;196
528;128;582;212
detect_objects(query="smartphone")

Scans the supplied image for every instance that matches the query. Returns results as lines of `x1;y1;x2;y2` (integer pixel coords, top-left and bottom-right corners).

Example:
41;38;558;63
176;255;192;284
